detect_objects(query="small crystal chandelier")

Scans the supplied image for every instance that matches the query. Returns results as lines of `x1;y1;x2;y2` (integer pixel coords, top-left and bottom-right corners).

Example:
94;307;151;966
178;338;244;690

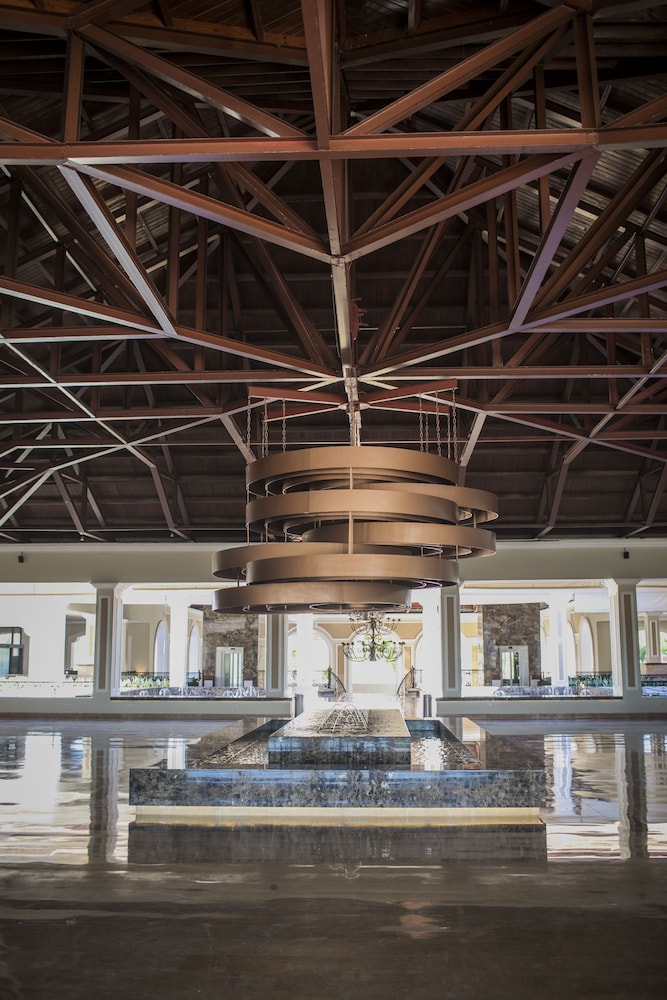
342;612;404;664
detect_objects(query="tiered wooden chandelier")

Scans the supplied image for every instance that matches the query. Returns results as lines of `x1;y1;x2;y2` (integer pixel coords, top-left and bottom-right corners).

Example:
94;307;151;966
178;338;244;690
213;444;497;614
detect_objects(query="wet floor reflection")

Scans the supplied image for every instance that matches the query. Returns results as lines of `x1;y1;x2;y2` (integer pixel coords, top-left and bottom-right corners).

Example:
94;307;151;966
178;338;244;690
1;718;666;864
482;721;667;860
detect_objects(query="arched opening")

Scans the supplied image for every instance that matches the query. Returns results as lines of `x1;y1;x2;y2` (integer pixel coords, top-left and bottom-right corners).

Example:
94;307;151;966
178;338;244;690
344;624;404;707
153;620;169;679
187;624;201;686
288;626;332;696
564;621;577;680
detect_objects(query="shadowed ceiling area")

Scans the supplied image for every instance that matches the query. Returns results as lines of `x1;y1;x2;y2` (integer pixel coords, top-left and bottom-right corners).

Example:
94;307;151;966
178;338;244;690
0;0;666;544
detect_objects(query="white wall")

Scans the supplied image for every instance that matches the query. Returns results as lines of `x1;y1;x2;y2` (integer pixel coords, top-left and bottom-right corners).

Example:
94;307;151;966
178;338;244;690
0;537;663;587
0;586;94;681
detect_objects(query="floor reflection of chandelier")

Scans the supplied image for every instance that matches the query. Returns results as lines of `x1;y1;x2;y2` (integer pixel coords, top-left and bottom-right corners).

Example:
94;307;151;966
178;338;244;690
342;612;404;663
213;445;497;615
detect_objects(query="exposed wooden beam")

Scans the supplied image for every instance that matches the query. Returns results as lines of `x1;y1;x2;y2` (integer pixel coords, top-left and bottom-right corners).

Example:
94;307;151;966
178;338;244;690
59;165;180;337
2;125;666;166
301;0;359;436
78;23;306;138
343;151;585;261
67;0;150;31
344;4;574;136
510;152;600;327
72;162;332;264
532;149;667;309
0;277;164;332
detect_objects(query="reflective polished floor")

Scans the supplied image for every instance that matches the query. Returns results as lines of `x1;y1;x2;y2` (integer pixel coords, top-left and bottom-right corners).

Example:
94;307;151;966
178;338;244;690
1;716;666;999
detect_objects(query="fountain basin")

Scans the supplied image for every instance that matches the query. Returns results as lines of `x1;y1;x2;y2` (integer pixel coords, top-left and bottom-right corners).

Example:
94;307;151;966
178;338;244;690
129;716;545;811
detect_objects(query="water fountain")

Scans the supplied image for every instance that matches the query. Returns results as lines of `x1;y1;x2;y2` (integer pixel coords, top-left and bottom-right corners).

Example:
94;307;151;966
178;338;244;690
266;702;412;766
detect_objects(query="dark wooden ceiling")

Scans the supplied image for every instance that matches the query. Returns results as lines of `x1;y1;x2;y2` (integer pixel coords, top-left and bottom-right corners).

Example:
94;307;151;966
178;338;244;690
0;0;666;544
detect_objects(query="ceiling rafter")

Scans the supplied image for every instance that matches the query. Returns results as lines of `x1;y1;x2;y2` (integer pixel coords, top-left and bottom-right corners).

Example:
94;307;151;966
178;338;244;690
0;0;666;540
362;226;470;367
344;4;575;137
354;23;572;240
301;0;359;437
510;152;601;326
3;125;667;165
340;3;549;66
533;149;667;309
80;42;318;239
77;23;306;139
212;188;336;368
17;167;147;312
72;162;332;265
0;276;165;333
343;151;587;261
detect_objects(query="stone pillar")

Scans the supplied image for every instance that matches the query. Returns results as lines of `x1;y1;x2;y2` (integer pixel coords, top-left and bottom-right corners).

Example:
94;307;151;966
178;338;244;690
265;613;288;697
606;579;641;698
167;592;190;688
93;584;124;696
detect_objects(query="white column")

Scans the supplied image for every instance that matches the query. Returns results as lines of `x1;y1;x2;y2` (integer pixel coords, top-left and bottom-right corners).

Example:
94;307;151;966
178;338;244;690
441;587;462;698
265;613;288;697
20;595;70;683
93;584;124;696
167;592;190;688
422;586;462;698
294;613;316;709
294;614;313;688
548;593;570;687
606;578;641;698
420;588;442;697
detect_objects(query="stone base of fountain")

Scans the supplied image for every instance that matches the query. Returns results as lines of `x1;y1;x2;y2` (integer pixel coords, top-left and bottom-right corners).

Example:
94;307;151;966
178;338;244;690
129;712;545;811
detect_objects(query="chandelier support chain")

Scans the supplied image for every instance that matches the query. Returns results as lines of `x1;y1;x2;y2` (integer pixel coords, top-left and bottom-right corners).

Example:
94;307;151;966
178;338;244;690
262;400;269;458
418;397;425;453
282;400;287;453
452;388;458;462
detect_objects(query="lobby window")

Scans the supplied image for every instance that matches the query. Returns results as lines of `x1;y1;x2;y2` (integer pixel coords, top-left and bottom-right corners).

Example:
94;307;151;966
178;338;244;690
0;627;25;675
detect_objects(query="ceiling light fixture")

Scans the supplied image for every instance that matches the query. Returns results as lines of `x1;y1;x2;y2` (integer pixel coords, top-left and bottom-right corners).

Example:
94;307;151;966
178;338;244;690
342;611;404;663
213;444;497;614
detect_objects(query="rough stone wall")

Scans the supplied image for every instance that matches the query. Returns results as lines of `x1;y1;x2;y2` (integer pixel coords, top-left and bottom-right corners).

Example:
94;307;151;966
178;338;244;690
481;604;542;684
200;607;259;684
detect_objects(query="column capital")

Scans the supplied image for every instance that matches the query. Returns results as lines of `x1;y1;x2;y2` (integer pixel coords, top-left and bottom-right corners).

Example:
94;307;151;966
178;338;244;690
91;581;129;596
605;578;641;591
